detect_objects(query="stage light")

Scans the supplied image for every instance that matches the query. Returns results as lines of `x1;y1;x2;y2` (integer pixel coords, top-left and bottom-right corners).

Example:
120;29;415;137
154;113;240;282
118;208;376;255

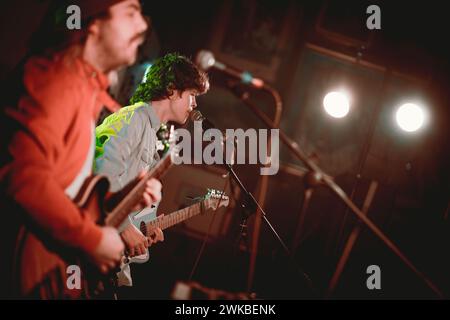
395;103;425;132
323;91;350;118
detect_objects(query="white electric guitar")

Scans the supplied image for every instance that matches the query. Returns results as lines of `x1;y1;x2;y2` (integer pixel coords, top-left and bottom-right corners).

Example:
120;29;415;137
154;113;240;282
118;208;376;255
123;189;229;265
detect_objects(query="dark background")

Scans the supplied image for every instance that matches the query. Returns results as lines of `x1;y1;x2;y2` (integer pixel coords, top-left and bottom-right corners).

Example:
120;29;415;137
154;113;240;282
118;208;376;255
1;0;449;299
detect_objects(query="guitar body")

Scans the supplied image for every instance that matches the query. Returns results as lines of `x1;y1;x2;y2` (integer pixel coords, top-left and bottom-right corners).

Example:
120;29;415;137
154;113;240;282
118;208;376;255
125;206;158;264
12;175;110;299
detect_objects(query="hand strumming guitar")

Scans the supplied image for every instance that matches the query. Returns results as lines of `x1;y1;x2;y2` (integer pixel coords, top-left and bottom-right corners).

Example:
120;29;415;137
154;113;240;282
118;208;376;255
89;226;125;274
120;169;164;257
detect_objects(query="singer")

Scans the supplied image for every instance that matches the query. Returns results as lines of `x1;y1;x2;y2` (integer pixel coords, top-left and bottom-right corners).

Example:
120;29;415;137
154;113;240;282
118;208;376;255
94;52;209;291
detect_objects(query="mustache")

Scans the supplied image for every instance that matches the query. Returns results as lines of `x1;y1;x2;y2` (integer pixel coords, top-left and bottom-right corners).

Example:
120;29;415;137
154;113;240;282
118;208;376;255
130;32;146;45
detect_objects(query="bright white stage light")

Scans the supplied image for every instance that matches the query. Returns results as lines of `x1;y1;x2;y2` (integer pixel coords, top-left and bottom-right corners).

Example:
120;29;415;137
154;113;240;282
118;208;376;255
396;103;425;132
323;91;350;118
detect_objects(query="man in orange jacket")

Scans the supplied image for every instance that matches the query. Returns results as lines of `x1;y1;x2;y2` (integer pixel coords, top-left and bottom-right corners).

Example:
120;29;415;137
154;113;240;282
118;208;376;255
0;0;162;298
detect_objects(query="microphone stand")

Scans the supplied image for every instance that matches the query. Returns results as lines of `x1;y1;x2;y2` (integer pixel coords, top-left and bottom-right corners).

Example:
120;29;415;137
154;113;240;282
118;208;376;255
222;161;316;297
224;163;290;254
215;82;316;297
228;83;444;298
245;82;282;295
196;111;315;296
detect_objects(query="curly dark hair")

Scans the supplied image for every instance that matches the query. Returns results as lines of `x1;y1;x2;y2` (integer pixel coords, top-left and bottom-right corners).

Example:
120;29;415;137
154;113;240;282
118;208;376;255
130;53;209;104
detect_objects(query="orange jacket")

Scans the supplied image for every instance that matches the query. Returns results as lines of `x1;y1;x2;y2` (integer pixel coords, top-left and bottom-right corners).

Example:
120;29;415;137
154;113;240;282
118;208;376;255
1;52;119;253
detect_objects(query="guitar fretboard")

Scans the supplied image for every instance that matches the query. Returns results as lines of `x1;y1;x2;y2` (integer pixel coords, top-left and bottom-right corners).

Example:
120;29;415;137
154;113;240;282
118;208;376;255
145;201;205;234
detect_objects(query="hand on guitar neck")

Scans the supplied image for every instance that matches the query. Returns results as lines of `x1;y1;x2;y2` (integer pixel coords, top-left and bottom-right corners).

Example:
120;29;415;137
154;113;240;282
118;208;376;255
120;222;164;257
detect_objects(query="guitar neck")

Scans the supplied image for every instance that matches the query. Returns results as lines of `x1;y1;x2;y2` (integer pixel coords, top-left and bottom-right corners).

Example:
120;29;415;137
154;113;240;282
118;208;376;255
105;152;173;228
146;201;205;232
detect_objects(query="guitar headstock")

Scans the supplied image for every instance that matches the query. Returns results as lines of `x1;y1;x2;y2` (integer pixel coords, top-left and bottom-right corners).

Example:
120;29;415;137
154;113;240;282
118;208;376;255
203;189;229;210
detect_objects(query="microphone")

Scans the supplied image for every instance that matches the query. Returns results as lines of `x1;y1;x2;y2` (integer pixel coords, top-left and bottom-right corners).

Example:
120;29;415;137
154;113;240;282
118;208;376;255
190;110;216;132
190;110;235;166
196;50;265;88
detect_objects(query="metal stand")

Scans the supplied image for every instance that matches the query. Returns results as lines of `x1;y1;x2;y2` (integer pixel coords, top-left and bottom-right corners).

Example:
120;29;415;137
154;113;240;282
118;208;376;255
228;83;444;298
